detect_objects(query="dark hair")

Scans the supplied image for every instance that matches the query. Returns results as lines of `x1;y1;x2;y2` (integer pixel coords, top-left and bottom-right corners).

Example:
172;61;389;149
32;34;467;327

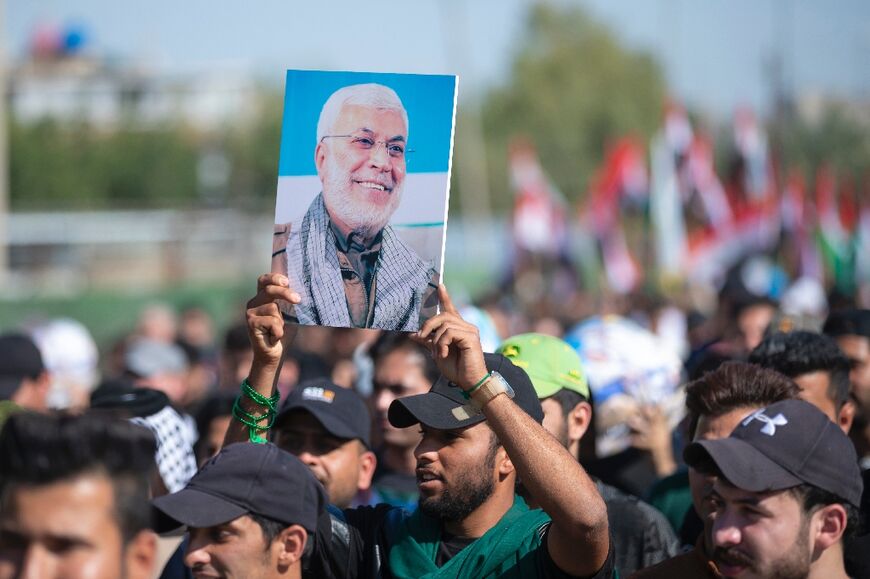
249;511;289;547
368;332;439;385
0;412;157;544
824;309;870;340
788;483;859;538
685;361;800;439
548;388;588;420
749;331;851;411
223;322;252;354
193;392;238;462
732;295;778;320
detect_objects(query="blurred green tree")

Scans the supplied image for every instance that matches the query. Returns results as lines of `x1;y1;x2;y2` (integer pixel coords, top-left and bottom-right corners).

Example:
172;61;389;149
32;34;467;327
224;89;284;211
476;3;667;212
10;117;199;210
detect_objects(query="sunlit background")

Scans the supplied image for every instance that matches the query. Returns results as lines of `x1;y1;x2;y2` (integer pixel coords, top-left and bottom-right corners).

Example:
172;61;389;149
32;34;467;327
2;0;868;349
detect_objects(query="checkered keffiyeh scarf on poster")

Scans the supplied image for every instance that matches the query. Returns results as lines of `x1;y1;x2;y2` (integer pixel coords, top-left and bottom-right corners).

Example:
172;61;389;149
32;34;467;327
131;405;198;493
285;193;437;331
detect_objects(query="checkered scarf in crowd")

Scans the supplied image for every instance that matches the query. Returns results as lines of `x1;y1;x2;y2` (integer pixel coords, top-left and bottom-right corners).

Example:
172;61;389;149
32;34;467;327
286;193;436;331
131;405;198;493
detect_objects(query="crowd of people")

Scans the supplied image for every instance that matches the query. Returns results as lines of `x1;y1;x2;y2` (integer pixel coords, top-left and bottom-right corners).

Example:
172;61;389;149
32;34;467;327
0;261;869;578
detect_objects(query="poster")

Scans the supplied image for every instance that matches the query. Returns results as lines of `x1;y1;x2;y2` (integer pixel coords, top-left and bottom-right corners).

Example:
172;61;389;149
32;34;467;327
272;69;458;331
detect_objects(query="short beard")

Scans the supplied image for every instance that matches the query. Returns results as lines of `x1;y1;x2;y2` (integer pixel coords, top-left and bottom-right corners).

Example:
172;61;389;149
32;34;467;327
418;437;499;523
711;514;812;579
321;152;403;240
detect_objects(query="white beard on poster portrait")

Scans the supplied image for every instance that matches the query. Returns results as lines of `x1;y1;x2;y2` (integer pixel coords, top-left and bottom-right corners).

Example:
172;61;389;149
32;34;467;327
321;150;404;241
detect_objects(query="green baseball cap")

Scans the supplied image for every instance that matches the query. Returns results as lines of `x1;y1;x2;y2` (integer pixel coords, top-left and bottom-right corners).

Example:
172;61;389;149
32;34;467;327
497;333;589;399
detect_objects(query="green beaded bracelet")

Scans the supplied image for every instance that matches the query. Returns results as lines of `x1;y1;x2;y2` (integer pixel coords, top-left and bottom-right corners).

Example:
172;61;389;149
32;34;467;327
461;371;492;400
233;379;280;444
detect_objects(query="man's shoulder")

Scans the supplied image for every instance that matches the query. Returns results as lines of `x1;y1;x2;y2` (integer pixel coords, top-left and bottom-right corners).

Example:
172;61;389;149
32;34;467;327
380;225;432;269
285;194;324;249
333;502;410;536
315;504;408;577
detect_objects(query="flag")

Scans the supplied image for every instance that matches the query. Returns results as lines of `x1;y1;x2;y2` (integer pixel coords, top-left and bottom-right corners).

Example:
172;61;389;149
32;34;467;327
815;166;856;292
508;138;568;256
584;137;648;294
781;170;823;280
650;131;687;281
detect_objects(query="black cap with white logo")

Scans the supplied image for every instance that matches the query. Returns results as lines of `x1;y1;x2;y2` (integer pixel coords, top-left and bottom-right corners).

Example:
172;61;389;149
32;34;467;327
274;378;372;449
684;398;863;507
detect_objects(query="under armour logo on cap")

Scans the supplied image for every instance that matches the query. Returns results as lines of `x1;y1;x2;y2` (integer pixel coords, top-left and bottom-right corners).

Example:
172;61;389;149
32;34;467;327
742;408;788;436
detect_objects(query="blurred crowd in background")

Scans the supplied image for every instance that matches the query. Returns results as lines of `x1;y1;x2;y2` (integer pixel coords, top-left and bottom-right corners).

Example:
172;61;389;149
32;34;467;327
1;2;869;576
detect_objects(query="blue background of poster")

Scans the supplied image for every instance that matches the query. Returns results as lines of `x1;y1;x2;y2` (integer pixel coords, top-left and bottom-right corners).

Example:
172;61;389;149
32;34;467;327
278;69;457;177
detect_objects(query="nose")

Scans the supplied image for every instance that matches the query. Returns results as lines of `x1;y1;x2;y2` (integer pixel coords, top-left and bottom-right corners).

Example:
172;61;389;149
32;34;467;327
368;141;393;171
184;529;212;569
711;511;742;548
414;434;441;463
375;389;393;415
297;449;320;467
18;545;51;579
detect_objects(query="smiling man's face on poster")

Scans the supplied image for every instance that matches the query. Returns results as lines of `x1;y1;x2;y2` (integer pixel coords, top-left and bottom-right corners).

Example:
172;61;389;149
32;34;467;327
316;102;408;242
272;71;456;332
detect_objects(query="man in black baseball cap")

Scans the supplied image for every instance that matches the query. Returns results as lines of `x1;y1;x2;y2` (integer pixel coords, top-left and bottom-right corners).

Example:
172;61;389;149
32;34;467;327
272;378;376;507
684;398;862;579
233;274;613;578
152;442;326;579
0;332;50;411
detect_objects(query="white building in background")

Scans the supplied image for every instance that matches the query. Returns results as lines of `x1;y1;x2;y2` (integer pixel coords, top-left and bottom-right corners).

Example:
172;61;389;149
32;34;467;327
8;55;259;131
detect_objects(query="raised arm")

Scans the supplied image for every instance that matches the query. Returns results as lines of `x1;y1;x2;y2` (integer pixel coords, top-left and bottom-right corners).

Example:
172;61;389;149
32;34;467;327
414;285;610;577
222;273;300;448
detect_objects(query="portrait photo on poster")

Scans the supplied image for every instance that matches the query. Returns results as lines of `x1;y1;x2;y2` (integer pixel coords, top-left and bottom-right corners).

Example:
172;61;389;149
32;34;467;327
271;69;457;332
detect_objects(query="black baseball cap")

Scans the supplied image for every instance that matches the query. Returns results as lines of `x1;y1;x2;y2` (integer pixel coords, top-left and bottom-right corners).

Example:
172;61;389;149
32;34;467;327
152;442;326;533
274;379;372;449
388;352;544;430
684;399;863;507
90;382;170;418
0;333;45;400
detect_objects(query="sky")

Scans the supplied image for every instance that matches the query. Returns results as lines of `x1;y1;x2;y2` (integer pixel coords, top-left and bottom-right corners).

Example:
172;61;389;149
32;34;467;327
6;0;870;121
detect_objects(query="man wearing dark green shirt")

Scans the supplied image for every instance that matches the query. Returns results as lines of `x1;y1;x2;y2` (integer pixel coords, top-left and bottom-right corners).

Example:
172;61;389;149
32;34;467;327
230;274;615;579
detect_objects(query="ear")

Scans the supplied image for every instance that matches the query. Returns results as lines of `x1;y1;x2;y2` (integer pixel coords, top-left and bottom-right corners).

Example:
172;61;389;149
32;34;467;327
123;530;158;579
357;449;378;492
811;503;848;555
839;400;855;434
275;525;308;568
315;141;327;176
567;401;593;443
496;445;515;478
